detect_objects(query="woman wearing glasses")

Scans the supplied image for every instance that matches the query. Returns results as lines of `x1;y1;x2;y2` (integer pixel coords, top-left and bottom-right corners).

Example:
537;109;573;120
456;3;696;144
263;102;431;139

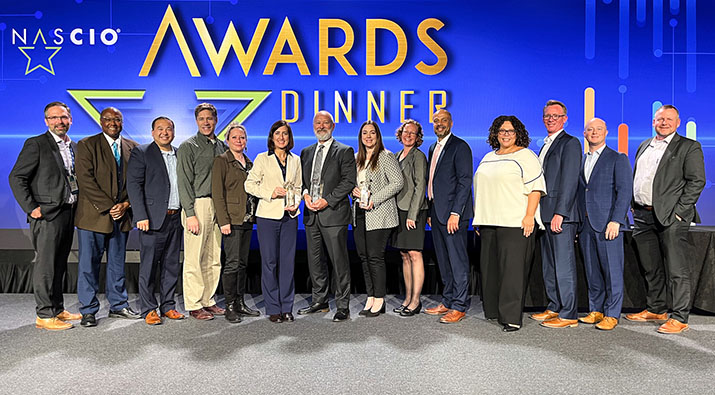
391;120;429;316
472;115;546;332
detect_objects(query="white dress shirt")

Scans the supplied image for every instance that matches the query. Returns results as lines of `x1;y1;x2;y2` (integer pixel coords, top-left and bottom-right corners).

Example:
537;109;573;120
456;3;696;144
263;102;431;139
538;129;563;164
583;144;606;183
633;133;675;206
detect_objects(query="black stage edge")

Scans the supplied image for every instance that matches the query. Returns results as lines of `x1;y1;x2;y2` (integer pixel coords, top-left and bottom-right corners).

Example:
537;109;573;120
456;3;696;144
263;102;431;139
2;228;715;313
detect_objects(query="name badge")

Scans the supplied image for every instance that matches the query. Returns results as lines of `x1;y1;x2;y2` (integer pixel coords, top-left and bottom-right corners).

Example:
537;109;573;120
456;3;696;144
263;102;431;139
68;174;79;195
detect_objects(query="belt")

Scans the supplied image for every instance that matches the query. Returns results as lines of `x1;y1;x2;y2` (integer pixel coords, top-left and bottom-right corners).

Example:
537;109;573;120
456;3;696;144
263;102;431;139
634;203;653;211
167;209;179;215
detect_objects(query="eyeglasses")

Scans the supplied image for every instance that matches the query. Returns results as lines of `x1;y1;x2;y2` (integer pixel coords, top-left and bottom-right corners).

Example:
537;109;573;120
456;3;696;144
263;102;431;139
46;116;70;122
543;114;566;120
497;129;516;136
101;117;123;123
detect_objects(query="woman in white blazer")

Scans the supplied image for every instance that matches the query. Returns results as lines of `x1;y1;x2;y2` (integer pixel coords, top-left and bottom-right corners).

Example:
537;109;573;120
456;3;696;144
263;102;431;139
244;120;302;323
351;120;404;317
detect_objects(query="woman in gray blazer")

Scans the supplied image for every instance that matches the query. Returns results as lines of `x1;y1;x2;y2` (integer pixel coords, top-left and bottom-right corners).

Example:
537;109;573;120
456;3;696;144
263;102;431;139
352;121;404;317
392;120;429;316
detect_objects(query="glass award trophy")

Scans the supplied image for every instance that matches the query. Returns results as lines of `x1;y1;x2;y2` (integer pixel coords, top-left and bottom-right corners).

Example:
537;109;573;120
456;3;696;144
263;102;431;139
359;181;371;209
310;182;323;203
284;182;299;207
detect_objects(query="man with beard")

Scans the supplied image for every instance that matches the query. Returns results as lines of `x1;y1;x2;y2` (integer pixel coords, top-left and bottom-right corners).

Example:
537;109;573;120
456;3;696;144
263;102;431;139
74;107;140;327
299;111;356;322
423;109;474;324
9;101;82;330
177;103;228;320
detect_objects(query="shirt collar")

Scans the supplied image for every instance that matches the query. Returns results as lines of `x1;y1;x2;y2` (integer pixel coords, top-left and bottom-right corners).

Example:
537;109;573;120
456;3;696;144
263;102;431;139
588;144;606;156
103;132;122;146
546;129;563;143
49;131;71;144
653;132;676;144
196;131;218;145
436;132;452;147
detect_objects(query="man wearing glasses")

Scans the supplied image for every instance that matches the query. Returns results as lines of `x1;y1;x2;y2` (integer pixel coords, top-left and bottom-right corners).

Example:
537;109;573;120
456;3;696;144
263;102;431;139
531;100;582;328
74;107;140;327
9;102;83;330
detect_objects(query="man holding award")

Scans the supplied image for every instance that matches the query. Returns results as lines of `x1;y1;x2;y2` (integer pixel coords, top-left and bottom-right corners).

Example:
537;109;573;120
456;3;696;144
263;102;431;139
299;111;357;322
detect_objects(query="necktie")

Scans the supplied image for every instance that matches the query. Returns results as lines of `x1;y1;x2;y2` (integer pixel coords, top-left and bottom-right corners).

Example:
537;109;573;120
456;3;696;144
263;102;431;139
112;141;120;167
427;142;443;200
311;144;324;188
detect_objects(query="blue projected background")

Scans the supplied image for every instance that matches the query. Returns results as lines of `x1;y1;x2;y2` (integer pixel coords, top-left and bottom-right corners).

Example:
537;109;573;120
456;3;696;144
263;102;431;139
1;0;713;230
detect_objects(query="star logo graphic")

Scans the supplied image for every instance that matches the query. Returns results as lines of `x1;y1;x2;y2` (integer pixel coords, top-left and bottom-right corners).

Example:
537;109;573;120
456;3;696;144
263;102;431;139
17;30;62;75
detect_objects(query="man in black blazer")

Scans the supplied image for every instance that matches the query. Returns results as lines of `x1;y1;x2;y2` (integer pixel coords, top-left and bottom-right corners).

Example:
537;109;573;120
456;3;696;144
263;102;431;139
423;109;473;324
9;101;82;330
532;100;583;329
127;116;185;325
299;111;356;322
626;104;706;334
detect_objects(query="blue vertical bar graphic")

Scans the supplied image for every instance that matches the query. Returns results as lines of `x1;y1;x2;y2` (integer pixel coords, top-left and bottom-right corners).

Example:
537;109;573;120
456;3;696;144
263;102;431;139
686;0;696;92
619;0;629;78
586;0;596;59
637;0;647;26
653;0;663;56
670;0;680;14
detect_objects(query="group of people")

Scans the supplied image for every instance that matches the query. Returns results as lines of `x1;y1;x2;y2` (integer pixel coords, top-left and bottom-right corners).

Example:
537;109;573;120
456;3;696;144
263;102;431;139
9;100;705;335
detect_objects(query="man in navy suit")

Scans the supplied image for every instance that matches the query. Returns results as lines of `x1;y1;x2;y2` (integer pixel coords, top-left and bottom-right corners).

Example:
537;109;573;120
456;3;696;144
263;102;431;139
626;104;706;334
531;100;583;329
576;118;632;331
423;109;474;324
9;101;82;330
127;116;186;325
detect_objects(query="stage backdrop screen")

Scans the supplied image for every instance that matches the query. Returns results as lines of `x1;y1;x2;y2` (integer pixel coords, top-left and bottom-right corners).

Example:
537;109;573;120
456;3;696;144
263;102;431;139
1;0;713;235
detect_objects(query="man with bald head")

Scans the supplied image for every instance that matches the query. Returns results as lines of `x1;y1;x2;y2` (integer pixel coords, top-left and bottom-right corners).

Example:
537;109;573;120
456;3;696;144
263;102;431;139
75;107;140;327
299;110;356;322
626;104;705;334
576;118;632;330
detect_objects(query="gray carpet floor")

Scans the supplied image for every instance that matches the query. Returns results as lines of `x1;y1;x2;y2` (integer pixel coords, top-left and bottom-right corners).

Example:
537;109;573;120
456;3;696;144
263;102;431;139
1;294;714;394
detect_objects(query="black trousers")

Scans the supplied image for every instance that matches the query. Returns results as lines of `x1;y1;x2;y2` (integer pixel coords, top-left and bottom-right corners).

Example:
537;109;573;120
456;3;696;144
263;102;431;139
479;226;535;326
353;208;392;298
305;222;351;309
138;211;183;316
29;204;75;318
633;207;692;323
222;224;253;304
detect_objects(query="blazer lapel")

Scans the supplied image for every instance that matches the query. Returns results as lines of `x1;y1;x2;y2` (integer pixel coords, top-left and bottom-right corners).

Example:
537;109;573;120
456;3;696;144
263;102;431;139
149;142;169;181
655;133;680;175
580;153;587;184
320;142;337;179
45;131;66;175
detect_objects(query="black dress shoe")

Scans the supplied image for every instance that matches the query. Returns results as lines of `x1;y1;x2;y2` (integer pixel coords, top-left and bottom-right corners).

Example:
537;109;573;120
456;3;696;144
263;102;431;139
502;324;520;332
109;307;141;319
393;304;408;314
282;312;295;322
365;301;386;318
358;308;370;316
235;295;260;317
80;313;97;327
333;309;350;322
225;303;242;324
400;302;422;317
269;314;283;323
297;302;329;315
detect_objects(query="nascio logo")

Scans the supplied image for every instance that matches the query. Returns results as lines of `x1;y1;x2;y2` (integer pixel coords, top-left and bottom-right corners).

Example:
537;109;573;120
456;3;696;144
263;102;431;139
11;27;120;75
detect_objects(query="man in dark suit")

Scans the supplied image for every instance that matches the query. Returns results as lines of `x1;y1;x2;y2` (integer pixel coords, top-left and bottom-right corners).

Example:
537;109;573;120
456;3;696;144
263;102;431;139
532;100;583;329
298;110;356;322
576;118;632;331
626;104;706;334
127;116;185;326
9;101;82;330
423;109;473;324
74;107;140;327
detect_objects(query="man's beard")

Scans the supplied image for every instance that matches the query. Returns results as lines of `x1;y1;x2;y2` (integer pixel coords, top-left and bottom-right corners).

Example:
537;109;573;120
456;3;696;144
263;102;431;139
314;129;332;141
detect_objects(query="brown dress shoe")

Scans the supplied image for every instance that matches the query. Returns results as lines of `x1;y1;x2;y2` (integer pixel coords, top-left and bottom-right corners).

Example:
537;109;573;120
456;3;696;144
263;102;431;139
190;309;214;320
657;318;689;334
579;311;604;324
162;309;185;320
439;310;466;324
425;304;449;315
540;317;578;328
530;310;559;321
56;310;82;321
35;317;73;331
204;305;225;315
145;310;162;326
624;309;667;322
595;316;618;330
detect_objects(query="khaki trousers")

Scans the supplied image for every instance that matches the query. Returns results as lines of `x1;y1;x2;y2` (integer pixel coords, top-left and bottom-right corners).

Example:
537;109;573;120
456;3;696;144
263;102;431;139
182;198;222;311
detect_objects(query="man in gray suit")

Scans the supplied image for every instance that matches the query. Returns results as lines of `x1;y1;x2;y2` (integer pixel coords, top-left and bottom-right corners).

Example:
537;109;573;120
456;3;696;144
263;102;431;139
9;101;82;330
626;104;706;334
299;111;356;322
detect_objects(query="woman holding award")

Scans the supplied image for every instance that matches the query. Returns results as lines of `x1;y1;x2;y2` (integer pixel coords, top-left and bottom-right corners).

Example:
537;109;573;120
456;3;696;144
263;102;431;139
244;120;302;323
212;123;260;324
352;120;404;317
